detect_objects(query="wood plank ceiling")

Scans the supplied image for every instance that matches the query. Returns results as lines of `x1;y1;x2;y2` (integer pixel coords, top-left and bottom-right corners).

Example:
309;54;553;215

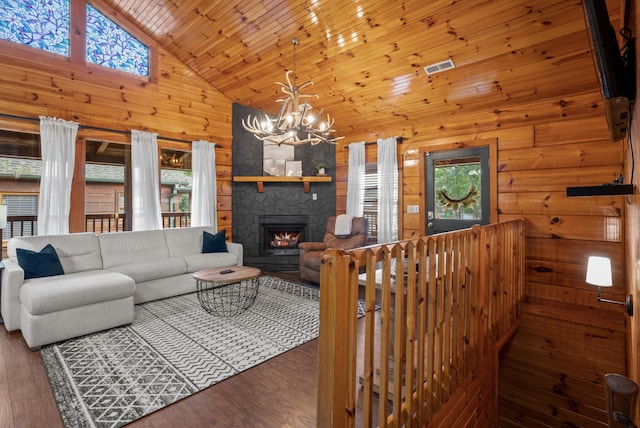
97;0;621;139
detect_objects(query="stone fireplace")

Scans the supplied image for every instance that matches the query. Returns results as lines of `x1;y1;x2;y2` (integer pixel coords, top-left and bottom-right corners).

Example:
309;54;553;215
231;103;336;271
232;181;334;271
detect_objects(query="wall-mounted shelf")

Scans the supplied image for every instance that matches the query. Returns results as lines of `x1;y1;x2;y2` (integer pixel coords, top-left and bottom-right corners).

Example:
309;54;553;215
566;184;634;196
233;175;332;193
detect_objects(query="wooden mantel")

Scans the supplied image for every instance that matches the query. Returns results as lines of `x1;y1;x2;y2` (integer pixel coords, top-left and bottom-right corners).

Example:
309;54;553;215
232;175;332;193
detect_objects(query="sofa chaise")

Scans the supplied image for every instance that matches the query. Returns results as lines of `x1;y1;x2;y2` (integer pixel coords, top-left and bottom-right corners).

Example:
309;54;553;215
1;226;243;349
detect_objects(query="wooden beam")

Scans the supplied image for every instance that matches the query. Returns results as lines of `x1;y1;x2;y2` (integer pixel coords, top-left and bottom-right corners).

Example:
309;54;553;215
124;146;132;231
96;141;110;154
69;136;86;233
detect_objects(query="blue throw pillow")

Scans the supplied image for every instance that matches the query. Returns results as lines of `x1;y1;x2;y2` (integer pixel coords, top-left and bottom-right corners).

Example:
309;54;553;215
16;243;64;280
202;230;228;253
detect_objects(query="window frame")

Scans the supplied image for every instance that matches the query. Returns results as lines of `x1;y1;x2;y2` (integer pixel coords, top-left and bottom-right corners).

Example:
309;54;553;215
418;139;498;236
0;0;157;83
85;2;151;78
0;0;72;57
425;146;490;235
362;161;378;242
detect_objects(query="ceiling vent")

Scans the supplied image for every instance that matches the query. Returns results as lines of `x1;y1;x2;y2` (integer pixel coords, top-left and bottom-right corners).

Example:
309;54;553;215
423;59;455;75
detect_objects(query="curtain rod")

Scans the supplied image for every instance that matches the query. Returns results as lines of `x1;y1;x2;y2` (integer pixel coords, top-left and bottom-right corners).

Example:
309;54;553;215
343;136;406;149
0;113;221;147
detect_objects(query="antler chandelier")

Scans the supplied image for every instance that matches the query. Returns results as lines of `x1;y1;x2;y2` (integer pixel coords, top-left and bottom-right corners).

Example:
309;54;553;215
242;38;343;146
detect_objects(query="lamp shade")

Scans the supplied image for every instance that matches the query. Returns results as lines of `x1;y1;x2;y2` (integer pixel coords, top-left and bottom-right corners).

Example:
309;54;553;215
586;256;613;287
0;204;7;229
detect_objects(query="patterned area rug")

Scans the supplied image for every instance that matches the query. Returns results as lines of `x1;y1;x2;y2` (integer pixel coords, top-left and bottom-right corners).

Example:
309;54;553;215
40;275;320;428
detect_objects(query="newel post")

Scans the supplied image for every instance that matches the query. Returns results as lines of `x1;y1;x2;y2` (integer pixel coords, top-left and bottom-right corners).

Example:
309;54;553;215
317;248;356;428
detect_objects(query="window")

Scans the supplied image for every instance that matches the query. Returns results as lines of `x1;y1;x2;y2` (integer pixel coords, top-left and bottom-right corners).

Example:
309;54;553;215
434;157;482;220
161;148;192;228
0;0;70;57
362;162;378;241
0;129;42;240
84;139;128;233
0;0;151;78
4;194;39;217
1;193;39;239
86;4;149;77
425;147;490;235
117;191;125;214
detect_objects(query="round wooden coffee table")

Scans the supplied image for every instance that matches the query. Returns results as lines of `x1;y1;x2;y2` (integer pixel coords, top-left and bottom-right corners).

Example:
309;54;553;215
193;266;262;316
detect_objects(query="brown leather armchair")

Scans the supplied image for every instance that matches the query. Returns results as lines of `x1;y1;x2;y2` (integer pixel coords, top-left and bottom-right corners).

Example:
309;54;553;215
298;216;368;284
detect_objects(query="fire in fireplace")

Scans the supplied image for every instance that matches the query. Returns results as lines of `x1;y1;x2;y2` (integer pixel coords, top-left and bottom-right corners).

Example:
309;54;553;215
270;231;301;248
259;215;309;256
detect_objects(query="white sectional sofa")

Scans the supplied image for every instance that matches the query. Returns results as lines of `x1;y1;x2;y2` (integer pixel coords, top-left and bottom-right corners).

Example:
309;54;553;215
1;226;243;349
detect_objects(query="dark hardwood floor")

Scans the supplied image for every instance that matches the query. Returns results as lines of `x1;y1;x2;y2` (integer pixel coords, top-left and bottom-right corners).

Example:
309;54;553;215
0;271;321;428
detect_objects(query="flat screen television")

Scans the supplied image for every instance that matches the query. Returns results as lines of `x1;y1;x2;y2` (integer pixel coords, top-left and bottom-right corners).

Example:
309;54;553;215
582;0;635;141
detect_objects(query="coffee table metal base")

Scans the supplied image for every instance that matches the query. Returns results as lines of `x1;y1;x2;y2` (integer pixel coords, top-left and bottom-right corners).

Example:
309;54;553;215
196;277;259;316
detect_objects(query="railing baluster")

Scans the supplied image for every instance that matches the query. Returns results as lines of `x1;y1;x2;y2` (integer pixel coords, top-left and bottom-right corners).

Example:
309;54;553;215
112;212;188;233
5;213;190;242
317;219;525;428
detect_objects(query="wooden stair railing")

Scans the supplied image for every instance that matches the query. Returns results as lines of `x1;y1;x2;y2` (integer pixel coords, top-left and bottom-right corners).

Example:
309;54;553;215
316;219;525;427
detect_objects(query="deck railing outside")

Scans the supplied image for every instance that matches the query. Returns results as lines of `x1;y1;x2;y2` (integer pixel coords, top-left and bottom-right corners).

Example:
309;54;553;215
160;212;191;229
85;213;126;233
2;212;192;239
2;215;38;240
316;219;525;427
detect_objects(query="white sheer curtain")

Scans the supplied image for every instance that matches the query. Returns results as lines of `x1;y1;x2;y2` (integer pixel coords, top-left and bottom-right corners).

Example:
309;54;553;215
190;140;218;228
38;116;79;235
131;130;162;231
377;137;398;243
346;141;365;216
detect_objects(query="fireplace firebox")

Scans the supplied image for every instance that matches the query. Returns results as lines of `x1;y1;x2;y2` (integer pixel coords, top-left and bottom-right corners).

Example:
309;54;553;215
259;215;309;256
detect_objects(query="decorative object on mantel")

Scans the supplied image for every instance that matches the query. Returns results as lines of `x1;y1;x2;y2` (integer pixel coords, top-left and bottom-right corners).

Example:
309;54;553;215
315;163;327;176
263;143;293;176
242;38;344;146
285;160;302;177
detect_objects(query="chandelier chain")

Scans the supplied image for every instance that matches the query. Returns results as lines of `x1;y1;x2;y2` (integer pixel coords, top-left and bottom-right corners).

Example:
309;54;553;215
291;37;298;87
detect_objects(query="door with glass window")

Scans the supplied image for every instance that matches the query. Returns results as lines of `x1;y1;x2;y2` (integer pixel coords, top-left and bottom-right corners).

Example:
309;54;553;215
425;147;489;235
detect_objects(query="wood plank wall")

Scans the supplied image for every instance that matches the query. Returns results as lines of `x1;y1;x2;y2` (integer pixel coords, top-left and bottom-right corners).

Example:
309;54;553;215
0;12;234;236
625;0;640;423
335;94;630;426
0;2;635;425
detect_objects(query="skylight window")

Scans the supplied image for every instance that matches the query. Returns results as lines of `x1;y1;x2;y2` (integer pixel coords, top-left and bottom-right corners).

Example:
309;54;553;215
86;4;149;77
0;0;70;57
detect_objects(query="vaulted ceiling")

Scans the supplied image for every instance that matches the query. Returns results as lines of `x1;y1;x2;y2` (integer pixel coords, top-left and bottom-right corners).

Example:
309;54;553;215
98;0;623;139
